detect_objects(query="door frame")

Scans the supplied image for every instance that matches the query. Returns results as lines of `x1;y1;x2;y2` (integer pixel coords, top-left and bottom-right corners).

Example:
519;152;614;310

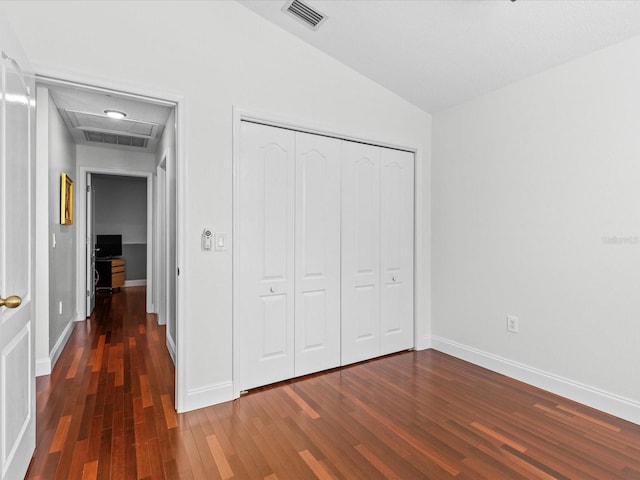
34;71;188;411
156;157;167;327
231;106;426;398
77;168;153;303
85;172;95;316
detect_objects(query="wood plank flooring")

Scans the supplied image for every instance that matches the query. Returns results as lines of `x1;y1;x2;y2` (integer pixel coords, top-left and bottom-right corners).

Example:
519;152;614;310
27;286;640;479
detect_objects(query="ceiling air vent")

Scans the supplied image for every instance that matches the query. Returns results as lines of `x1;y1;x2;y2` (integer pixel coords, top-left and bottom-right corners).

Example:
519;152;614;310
84;131;148;148
283;0;327;31
65;109;159;138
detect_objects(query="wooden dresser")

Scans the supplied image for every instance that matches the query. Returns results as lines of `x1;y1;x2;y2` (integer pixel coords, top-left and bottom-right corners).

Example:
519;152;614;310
96;258;125;291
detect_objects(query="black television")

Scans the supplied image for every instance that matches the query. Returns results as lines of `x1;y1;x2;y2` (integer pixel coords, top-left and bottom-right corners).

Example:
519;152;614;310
96;234;122;258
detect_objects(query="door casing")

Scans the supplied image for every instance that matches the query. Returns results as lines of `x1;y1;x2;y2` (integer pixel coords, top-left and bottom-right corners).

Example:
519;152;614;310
34;72;188;411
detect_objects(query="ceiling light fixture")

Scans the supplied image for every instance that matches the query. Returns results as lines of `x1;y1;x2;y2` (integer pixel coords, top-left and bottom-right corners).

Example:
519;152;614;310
104;109;127;120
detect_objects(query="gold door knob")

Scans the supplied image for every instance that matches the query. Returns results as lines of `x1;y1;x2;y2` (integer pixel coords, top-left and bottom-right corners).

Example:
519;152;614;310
0;295;22;309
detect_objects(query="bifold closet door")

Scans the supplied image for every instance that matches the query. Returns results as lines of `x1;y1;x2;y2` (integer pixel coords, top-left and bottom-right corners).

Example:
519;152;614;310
237;122;295;391
238;121;414;389
380;148;414;354
294;132;341;376
341;141;381;365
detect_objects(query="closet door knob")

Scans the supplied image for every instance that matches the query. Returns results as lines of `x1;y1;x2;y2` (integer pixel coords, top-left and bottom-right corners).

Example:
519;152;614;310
392;276;396;282
270;287;275;293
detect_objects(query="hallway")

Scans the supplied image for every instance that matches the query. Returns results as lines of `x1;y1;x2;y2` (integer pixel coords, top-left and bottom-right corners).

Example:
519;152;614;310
27;287;178;479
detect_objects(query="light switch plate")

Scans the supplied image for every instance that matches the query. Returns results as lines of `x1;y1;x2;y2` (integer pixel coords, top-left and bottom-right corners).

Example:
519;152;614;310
215;233;227;251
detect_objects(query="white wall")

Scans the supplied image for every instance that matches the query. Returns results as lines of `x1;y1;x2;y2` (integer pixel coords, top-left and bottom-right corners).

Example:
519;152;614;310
433;35;640;423
2;1;431;412
76;145;156;173
44;88;77;366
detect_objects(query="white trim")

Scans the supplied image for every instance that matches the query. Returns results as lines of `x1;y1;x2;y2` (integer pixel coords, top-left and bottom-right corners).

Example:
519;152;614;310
124;279;147;287
155;160;167;327
35;357;51;377
415;335;432;351
235;107;418;153
145;176;154;312
31;68;186;413
232;108;242;399
166;333;176;366
174;98;188;413
413;145;426;351
184;382;234;413
34;67;180;108
75;167;154;320
232;106;425;399
48;317;75;373
34;86;50;378
431;336;640;426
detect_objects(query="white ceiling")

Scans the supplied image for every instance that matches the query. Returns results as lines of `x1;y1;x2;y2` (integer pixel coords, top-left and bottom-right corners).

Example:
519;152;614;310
238;0;640;113
46;84;173;154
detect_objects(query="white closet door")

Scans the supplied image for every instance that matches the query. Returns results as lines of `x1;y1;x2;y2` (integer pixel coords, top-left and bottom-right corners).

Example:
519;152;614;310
238;122;295;391
341;141;381;365
294;133;341;376
380;148;414;354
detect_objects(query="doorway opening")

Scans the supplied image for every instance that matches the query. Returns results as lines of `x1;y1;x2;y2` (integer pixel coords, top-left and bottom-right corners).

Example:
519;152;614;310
34;75;182;407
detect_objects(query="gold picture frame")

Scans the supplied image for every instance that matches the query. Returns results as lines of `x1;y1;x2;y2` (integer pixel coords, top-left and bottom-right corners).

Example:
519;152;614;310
60;173;74;225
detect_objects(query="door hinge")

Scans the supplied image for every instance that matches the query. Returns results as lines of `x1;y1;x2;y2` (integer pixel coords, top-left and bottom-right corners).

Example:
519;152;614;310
86;290;90;296
87;185;91;193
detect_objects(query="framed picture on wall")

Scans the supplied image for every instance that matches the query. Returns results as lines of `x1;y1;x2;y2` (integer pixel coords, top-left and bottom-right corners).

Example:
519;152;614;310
60;172;74;225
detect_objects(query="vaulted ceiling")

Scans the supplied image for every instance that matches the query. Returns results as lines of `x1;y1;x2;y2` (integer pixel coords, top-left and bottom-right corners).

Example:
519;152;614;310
238;0;640;113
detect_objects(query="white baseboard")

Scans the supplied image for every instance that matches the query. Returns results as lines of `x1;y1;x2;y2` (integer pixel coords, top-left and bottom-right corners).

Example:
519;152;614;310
36;357;51;377
432;336;640;426
166;333;176;366
124;279;147;287
48;317;76;373
180;381;234;413
415;335;432;351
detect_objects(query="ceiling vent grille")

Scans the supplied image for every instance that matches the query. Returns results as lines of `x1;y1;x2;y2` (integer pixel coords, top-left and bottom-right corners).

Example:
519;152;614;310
283;0;327;30
65;109;158;138
84;131;149;148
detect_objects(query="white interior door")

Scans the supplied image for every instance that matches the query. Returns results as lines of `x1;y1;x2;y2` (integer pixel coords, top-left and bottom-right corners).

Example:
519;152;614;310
238;122;295;390
0;23;36;480
380;148;414;354
341;141;381;365
86;173;96;316
294;132;341;377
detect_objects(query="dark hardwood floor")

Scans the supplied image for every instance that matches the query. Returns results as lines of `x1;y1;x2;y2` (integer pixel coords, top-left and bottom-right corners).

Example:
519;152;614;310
27;286;640;479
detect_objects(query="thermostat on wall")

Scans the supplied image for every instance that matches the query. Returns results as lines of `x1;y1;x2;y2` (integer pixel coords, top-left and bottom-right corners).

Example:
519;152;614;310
201;229;213;251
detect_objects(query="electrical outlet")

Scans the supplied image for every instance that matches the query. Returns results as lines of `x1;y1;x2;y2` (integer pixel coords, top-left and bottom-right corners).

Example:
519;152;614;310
507;315;519;333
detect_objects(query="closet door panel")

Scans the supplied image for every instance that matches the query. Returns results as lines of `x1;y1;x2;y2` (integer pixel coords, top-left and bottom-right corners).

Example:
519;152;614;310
380;149;414;354
295;132;341;376
341;141;381;365
238;122;295;390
